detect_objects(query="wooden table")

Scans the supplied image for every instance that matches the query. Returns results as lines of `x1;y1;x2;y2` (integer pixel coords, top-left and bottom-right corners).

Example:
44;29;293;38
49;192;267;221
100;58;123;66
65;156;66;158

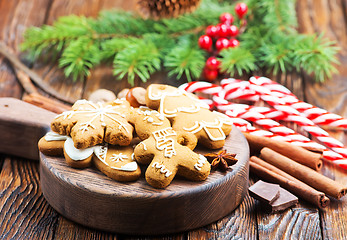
0;0;346;239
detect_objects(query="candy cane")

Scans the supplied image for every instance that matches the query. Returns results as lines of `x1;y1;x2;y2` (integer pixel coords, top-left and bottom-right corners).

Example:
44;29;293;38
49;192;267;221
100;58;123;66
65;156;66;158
179;81;347;169
179;81;222;96
250;76;347;129
256;94;347;159
220;78;260;101
221;78;347;159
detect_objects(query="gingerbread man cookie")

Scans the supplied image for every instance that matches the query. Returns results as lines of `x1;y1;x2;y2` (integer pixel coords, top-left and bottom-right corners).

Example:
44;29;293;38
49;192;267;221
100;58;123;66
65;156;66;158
145;84;233;149
129;107;210;188
51;99;134;149
38;131;141;182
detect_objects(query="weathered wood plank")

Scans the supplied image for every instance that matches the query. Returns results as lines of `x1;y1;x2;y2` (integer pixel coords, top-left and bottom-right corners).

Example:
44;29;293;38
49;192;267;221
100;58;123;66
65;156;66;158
319;162;347;240
53;217;119;240
0;0;52;99
0;0;51;51
0;58;22;98
0;158;58;239
296;0;347;118
186;188;257;239
121;234;185;240
256;201;322;239
214;193;258;240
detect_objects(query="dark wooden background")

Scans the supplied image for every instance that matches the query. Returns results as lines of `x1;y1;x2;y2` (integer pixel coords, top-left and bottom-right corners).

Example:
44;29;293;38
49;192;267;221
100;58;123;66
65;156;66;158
0;0;346;239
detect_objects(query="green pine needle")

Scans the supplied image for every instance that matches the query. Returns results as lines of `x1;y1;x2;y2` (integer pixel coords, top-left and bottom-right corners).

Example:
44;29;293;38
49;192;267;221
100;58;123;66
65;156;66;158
291;34;339;82
59;37;101;82
113;39;161;86
20;0;340;84
164;37;205;82
218;47;257;76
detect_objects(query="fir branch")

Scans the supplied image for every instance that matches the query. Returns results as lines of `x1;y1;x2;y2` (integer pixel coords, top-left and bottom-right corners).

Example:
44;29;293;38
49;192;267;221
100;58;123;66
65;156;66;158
21;15;92;57
257;33;293;75
291;34;339;82
20;0;340;84
247;0;297;33
218;47;257;76
113;38;161;85
164;36;205;82
59;37;101;82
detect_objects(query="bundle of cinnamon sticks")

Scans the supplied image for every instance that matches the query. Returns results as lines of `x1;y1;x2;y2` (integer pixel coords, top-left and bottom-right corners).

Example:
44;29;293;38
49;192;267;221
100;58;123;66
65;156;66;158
244;133;347;208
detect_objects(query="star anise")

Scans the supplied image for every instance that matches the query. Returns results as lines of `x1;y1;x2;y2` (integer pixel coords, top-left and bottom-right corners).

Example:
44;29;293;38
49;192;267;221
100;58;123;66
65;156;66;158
204;150;238;171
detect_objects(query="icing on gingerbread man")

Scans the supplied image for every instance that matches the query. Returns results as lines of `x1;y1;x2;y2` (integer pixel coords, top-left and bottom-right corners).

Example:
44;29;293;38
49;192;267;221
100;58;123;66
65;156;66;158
51;99;134;149
145;84;233;149
146;84;232;149
129;107;211;188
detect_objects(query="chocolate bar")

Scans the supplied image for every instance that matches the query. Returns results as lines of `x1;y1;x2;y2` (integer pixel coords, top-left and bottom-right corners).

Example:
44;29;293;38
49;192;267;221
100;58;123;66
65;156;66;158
270;187;298;212
248;180;280;204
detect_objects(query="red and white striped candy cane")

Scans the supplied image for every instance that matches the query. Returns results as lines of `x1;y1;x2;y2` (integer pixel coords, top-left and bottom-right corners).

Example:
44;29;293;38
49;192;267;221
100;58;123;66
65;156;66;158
179;81;222;96
223;103;347;166
250;76;347;129
179;81;347;169
256;93;347;161
220;78;260;101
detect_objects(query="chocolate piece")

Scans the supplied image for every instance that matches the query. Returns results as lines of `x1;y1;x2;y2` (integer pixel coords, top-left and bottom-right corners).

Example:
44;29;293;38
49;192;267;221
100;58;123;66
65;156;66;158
271;187;298;212
248;180;280;204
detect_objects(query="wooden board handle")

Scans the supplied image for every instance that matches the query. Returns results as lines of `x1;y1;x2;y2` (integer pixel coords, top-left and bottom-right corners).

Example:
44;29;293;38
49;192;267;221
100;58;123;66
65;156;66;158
0;98;56;160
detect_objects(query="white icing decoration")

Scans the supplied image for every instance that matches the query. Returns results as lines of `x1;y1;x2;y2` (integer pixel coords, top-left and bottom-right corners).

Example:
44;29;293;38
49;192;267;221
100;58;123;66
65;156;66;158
183;119;227;141
182;112;233;141
118;162;138;171
152;162;172;177
212;111;233;125
147;85;209;118
137;106;165;126
194;154;207;171
64;137;94;161
113;99;125;104
44;132;68;141
94;144;108;161
153;128;176;158
131;153;135;160
147;117;154;123
55;101;130;134
110;153;128;162
93;144;137;172
139;142;147;151
147;86;232;141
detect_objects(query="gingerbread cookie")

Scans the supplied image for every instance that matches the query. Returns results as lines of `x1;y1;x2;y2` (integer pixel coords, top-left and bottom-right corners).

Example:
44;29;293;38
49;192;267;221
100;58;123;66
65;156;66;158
38;131;67;156
93;143;141;182
38;132;141;182
145;84;233;149
51;99;134;149
129;107;210;188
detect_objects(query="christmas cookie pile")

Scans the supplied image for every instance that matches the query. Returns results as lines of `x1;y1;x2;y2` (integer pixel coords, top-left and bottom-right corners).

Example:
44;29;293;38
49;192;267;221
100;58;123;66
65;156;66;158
38;84;237;188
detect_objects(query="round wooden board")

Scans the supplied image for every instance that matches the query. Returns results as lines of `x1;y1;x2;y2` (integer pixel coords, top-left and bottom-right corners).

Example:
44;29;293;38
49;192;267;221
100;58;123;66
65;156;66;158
40;127;249;235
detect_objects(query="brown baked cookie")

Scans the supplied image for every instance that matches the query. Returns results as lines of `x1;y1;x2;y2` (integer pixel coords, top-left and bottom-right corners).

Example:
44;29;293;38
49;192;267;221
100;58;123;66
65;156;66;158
93;143;141;182
129;107;210;188
38;132;141;182
38;131;67;156
146;84;233;149
51;99;134;149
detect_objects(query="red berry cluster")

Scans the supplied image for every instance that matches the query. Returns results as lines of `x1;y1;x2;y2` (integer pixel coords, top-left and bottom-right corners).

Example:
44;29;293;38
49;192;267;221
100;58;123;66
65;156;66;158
198;2;248;81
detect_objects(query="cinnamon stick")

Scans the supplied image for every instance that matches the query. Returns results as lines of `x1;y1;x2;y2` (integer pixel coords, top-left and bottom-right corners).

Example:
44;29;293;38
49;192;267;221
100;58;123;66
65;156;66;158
243;132;323;170
250;156;330;208
23;93;71;114
260;147;347;199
